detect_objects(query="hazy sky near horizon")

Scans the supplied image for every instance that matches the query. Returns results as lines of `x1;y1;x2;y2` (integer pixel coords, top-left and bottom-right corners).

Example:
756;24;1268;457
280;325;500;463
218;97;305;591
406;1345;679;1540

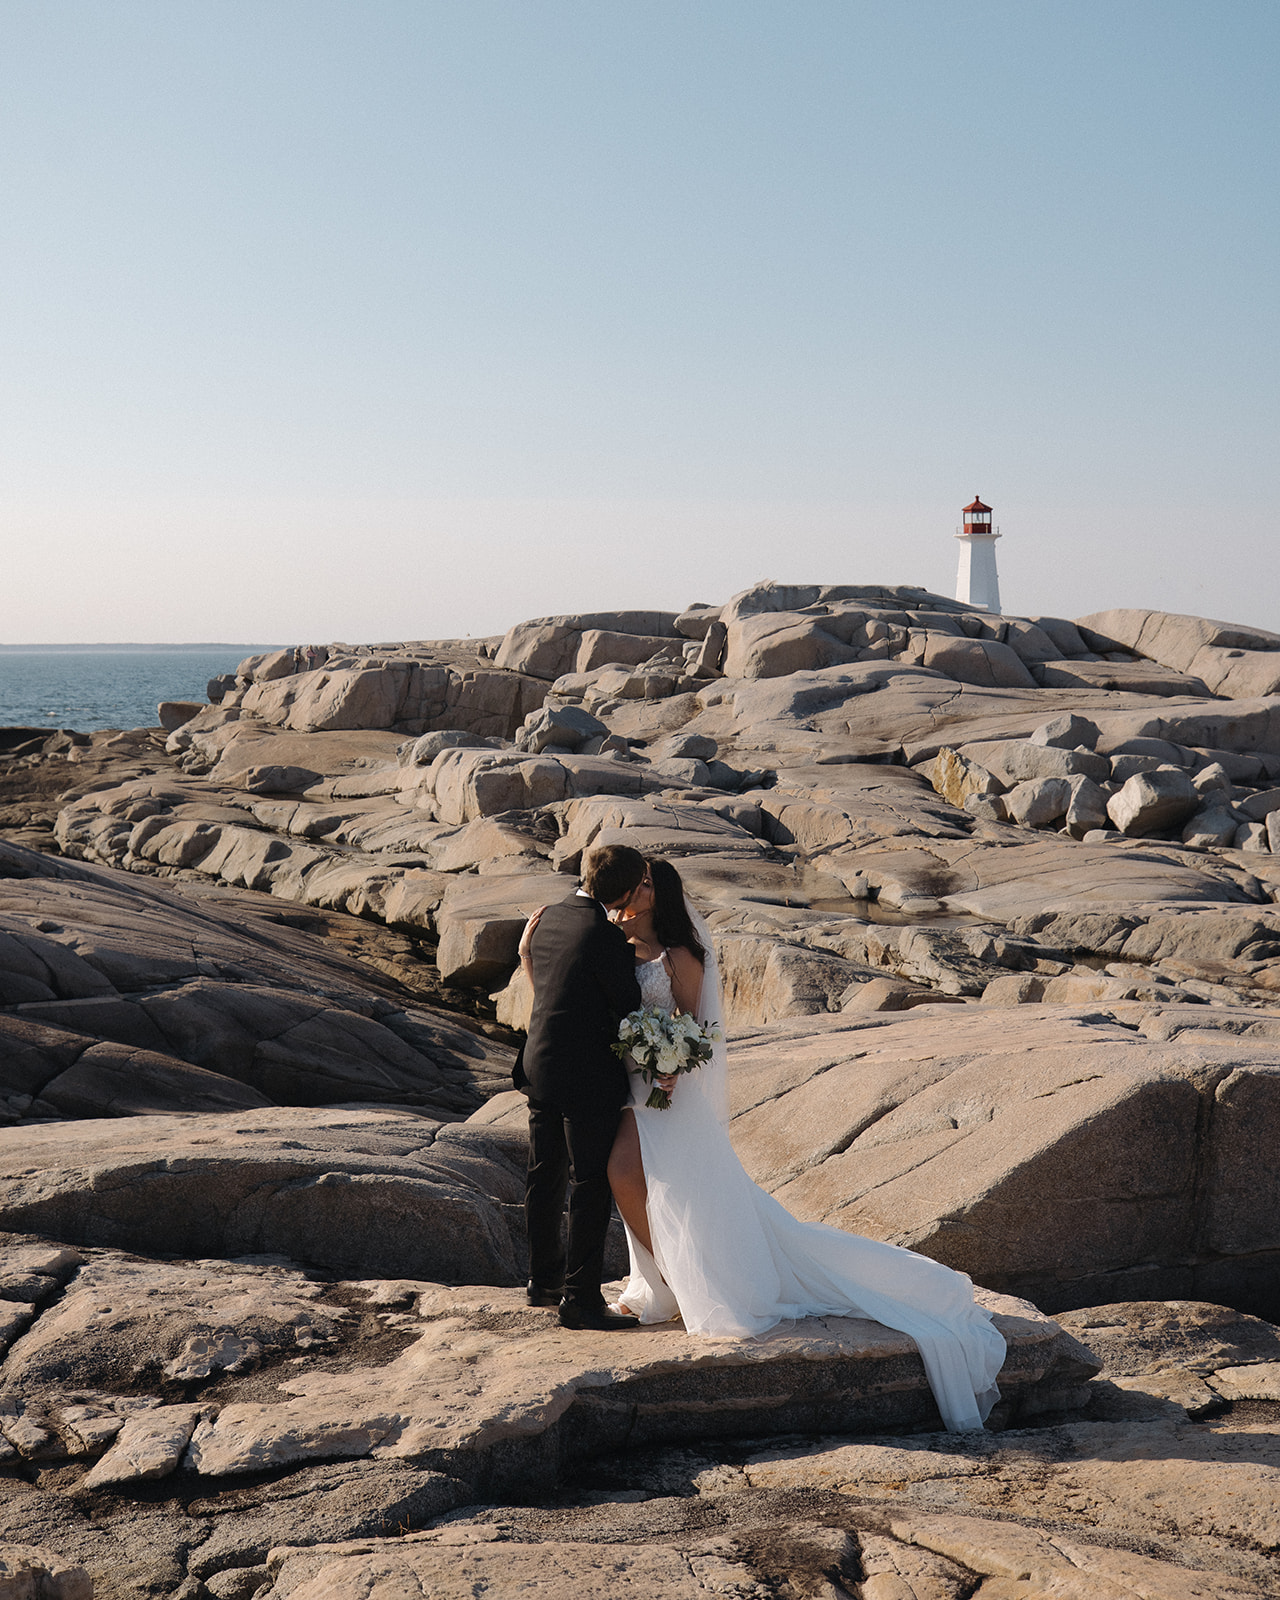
2;1;1277;644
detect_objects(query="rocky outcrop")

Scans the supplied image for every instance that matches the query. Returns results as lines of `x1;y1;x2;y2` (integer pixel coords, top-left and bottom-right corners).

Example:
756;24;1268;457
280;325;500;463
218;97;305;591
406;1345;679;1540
9;584;1280;1597
493;610;682;679
0;1546;90;1599
236;661;546;739
721;1003;1280;1317
0;1111;530;1284
1079;606;1280;698
0;842;511;1125
0;1235;1091;1582
3;1264;1271;1598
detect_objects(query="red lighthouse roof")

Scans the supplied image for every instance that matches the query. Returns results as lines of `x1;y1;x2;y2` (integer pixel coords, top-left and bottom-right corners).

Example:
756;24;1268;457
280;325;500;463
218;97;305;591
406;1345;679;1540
963;496;992;514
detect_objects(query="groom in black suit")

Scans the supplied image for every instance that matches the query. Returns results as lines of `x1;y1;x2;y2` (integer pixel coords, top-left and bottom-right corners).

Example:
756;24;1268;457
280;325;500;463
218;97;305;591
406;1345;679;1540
514;843;646;1330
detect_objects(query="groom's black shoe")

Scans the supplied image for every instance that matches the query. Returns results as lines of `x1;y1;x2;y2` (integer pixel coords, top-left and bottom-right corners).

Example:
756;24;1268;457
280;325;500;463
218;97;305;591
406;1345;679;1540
526;1282;564;1308
558;1298;639;1331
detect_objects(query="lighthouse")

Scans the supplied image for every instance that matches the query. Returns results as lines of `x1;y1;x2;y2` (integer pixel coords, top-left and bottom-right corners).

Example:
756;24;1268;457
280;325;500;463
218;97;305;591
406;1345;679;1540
955;495;1001;612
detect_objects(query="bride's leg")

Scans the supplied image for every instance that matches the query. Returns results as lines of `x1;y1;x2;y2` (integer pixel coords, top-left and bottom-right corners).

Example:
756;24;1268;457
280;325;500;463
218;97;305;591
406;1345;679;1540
608;1111;654;1258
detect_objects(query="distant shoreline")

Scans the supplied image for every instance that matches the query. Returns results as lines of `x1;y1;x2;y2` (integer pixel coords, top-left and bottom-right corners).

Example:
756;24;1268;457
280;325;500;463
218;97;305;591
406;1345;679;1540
0;644;280;653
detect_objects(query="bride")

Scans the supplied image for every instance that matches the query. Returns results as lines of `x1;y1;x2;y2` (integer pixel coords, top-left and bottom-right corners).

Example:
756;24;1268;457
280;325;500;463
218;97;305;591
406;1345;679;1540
602;857;1007;1434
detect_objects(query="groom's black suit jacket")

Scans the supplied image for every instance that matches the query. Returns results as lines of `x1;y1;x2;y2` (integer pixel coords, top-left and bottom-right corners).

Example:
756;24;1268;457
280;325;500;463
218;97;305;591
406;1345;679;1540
516;892;641;1118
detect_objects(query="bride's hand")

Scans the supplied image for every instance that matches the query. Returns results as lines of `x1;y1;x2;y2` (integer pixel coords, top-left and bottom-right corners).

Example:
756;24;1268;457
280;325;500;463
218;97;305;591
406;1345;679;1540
518;907;547;967
655;1073;677;1093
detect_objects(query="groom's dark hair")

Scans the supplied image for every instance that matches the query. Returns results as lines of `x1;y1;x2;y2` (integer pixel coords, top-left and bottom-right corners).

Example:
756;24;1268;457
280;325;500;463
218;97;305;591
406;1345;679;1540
580;843;647;906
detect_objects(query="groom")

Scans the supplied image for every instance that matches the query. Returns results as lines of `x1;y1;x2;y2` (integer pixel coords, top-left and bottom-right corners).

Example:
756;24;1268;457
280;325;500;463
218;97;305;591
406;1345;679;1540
515;843;647;1330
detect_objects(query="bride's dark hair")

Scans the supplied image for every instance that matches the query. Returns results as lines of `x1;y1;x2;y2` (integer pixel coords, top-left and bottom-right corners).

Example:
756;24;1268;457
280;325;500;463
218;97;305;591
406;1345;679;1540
648;858;707;964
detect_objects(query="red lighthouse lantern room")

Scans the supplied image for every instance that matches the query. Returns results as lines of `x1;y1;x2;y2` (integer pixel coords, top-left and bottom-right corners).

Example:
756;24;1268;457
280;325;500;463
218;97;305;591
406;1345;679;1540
962;496;993;533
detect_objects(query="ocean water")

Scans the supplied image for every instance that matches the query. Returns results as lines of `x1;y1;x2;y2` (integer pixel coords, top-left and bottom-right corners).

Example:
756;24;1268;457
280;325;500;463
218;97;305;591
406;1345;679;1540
0;650;265;734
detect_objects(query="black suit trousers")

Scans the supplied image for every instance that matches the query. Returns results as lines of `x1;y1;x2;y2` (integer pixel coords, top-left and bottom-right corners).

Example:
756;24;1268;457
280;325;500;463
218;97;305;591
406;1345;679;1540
525;1094;620;1306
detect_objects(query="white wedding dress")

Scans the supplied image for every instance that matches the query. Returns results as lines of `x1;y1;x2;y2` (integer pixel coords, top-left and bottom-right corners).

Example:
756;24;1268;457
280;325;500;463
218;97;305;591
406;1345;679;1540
616;923;1006;1433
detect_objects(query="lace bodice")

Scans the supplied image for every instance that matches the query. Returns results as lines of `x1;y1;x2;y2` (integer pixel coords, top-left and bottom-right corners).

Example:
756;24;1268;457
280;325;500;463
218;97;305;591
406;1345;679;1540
636;953;674;1011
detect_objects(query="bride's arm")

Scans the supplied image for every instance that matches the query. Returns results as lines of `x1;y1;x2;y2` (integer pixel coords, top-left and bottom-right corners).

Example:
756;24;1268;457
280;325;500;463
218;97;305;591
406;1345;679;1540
666;946;705;1018
517;907;546;988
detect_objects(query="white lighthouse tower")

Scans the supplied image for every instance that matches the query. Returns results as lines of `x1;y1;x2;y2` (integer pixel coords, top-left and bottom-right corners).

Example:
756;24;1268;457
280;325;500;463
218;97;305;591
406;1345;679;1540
955;495;1001;612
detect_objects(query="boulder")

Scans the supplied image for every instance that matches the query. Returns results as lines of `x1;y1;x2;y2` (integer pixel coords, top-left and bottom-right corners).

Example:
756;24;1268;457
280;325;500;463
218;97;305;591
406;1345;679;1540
1063;775;1110;838
1099;733;1195;764
692;618;728;677
398;730;492;765
156;702;204;733
574;631;678;675
1107;768;1201;835
920;635;1037;689
998;619;1062;664
930;748;1004;809
1197;747;1270;782
674;604;722;639
0;1546;90;1600
650;732;719;763
648;756;712;787
1088;697;1280;758
1004;777;1072;829
434;875;569;986
1029;713;1101;750
1193;762;1233;796
955;740;1109;785
980;973;1047;1005
1026;614;1092;656
430;750;573;826
964;792;1008;823
431;817;547;875
1110;752;1172;784
240;663;543;740
1182;805;1239;849
553;795;766;868
1241;788;1280;822
716;936;875;1027
722;613;861;680
495;612;680;679
1077;606;1280;698
515;705;609;754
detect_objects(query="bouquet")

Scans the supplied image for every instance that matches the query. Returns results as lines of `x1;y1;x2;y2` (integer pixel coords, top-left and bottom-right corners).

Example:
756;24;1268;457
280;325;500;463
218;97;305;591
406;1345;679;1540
612;1005;722;1110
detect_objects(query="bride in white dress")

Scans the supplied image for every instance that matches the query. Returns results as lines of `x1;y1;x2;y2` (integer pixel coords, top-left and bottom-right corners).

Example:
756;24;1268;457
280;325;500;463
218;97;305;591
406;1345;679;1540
603;858;1007;1434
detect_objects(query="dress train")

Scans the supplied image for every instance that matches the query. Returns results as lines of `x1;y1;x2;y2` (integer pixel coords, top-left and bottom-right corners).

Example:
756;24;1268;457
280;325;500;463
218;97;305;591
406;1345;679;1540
617;953;1006;1433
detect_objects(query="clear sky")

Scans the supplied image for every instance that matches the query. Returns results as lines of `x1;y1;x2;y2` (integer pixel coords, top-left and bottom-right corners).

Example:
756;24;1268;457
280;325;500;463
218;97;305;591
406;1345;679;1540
2;1;1276;643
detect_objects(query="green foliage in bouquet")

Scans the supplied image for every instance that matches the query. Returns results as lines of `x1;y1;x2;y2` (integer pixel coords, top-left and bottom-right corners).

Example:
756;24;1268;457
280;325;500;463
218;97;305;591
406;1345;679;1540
612;1004;721;1110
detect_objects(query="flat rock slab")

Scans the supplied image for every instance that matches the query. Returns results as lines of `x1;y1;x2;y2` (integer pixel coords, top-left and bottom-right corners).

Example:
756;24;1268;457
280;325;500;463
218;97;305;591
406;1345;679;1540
0;1108;530;1285
733;1410;1280;1596
1056;1299;1280;1380
849;830;1258;920
180;1283;1092;1488
255;1529;831;1600
0;1249;1090;1558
